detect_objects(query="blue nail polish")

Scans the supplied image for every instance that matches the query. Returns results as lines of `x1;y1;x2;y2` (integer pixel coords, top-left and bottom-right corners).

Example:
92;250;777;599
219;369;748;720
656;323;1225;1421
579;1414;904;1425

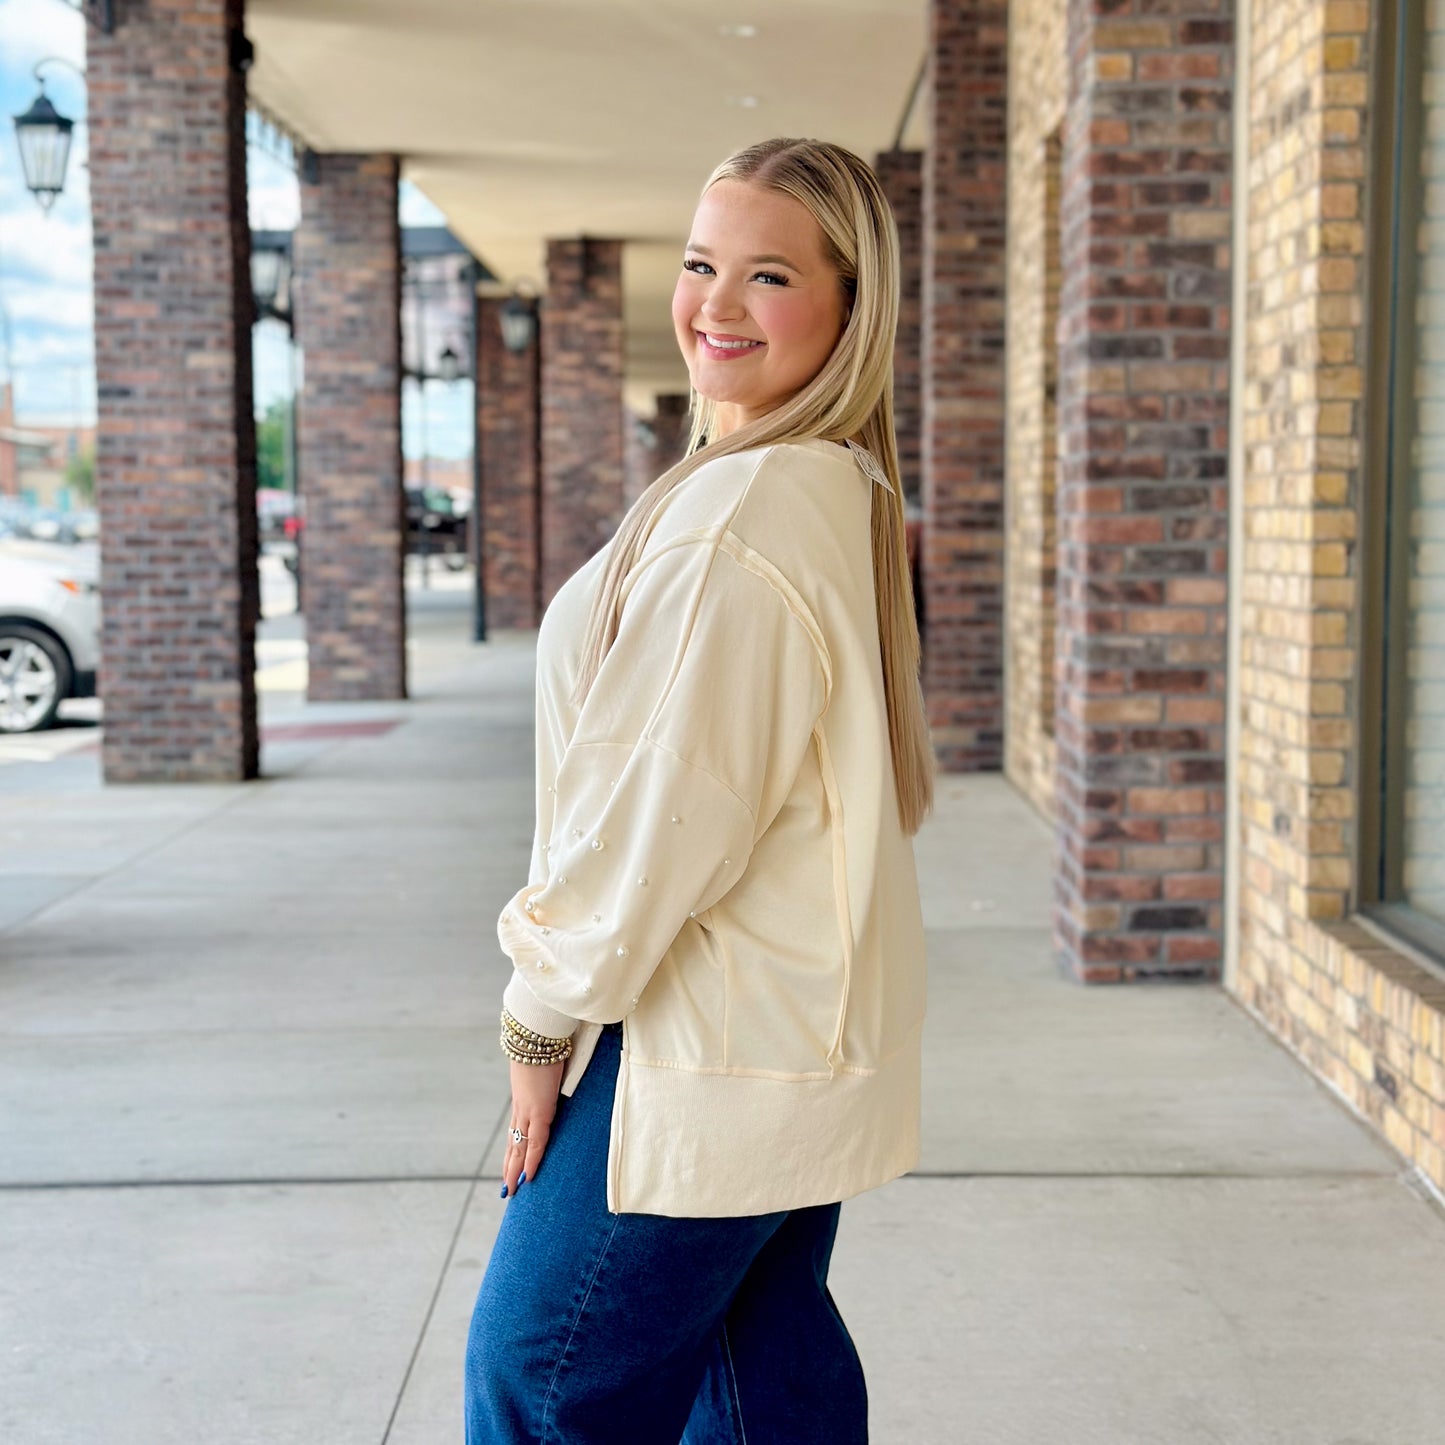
518;1171;527;1186
499;1184;508;1198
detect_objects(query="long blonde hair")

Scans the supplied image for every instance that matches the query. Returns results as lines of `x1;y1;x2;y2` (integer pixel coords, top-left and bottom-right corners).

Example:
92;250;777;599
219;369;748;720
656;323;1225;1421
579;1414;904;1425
571;137;935;835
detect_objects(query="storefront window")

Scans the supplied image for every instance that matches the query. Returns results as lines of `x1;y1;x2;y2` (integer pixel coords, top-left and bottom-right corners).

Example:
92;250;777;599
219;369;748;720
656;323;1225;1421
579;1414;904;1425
1365;0;1445;961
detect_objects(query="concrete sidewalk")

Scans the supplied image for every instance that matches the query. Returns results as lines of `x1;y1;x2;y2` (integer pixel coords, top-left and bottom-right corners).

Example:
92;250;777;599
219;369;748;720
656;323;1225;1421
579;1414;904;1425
2;577;1443;1444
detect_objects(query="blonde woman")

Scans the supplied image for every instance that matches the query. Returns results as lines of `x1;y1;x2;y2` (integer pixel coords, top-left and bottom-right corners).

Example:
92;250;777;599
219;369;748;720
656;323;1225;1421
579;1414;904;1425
466;137;934;1444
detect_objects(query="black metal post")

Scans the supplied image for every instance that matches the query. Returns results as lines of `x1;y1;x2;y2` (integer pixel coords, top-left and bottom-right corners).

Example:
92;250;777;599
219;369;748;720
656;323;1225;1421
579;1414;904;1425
470;260;488;643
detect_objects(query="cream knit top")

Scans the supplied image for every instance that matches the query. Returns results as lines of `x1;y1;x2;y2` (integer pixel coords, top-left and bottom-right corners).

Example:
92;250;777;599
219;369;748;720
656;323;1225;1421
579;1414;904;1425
497;437;928;1217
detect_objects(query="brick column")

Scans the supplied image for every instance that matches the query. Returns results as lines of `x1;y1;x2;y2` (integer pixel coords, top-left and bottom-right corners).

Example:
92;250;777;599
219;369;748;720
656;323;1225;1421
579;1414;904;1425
625;393;692;505
540;237;625;606
87;0;258;782
624;408;650;507
1052;2;1233;980
294;154;405;701
477;294;541;629
923;0;1009;771
0;383;18;496
876;150;923;506
651;393;691;474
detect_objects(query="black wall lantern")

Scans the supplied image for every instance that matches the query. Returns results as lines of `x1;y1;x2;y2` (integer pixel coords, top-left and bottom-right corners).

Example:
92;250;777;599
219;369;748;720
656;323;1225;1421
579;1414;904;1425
499;280;539;354
250;231;294;328
12;58;85;215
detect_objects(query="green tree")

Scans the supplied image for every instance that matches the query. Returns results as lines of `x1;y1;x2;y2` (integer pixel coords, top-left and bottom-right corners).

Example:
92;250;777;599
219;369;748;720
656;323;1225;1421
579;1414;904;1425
65;446;95;504
255;398;290;492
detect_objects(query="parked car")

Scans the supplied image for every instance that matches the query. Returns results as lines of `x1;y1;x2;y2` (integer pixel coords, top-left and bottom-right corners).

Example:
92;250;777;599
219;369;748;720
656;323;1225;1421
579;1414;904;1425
0;539;101;732
0;502;99;546
406;485;469;569
257;487;300;543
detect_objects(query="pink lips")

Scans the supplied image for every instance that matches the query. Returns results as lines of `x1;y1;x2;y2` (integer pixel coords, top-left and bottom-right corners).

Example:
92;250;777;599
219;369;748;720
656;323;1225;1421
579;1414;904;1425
697;330;765;360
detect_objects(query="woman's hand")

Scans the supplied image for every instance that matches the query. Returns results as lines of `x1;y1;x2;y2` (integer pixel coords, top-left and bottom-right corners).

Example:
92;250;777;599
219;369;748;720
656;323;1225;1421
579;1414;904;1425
502;1058;565;1197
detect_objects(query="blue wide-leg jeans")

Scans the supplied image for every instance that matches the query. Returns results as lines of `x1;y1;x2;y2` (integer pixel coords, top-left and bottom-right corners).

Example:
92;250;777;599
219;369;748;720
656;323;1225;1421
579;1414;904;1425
464;1022;868;1444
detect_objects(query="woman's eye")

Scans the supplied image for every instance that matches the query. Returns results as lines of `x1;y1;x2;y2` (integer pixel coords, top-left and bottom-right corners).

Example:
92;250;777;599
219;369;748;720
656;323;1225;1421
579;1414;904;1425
682;258;789;286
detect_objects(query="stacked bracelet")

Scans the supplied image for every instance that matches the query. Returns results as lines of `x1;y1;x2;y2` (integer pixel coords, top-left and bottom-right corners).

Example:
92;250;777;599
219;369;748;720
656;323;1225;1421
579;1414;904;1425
500;1007;573;1066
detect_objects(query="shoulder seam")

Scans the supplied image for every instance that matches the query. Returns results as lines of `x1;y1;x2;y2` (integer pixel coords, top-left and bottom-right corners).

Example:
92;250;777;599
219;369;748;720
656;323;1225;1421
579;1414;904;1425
627;526;833;715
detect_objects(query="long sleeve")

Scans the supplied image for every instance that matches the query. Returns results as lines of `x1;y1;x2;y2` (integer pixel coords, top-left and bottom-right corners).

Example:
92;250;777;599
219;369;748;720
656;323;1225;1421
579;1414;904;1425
498;531;831;1034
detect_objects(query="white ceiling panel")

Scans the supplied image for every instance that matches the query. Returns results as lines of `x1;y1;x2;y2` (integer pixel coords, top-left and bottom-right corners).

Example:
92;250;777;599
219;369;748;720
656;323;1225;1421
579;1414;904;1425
247;0;928;413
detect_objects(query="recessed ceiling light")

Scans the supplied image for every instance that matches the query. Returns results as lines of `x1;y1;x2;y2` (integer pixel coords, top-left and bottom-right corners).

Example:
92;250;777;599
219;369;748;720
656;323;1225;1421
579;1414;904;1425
719;23;759;38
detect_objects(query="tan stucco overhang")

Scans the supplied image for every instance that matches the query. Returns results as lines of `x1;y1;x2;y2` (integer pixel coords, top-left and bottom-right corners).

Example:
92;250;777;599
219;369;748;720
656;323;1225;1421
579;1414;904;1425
246;0;927;414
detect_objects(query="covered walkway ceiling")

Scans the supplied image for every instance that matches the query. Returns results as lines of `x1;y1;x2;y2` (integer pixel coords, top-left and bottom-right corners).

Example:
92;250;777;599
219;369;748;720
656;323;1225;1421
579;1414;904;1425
246;0;928;412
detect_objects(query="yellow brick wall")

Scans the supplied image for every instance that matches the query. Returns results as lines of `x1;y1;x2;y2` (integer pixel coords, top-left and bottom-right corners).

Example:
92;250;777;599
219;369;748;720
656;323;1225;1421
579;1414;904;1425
1004;0;1066;817
1236;0;1445;1195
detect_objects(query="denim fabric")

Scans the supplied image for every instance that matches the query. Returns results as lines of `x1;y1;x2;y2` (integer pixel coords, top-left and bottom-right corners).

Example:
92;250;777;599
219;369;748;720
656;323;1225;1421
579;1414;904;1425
465;1022;868;1444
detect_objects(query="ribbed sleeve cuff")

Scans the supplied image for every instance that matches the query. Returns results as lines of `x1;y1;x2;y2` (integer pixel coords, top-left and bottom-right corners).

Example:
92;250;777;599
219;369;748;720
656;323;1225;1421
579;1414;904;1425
502;970;580;1041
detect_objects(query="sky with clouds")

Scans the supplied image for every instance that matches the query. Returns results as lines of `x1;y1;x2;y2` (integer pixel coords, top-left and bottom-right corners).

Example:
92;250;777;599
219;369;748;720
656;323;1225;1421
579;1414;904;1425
0;0;473;458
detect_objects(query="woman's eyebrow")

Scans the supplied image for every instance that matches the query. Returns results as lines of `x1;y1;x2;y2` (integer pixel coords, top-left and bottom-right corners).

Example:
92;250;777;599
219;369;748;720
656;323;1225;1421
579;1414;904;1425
686;243;801;270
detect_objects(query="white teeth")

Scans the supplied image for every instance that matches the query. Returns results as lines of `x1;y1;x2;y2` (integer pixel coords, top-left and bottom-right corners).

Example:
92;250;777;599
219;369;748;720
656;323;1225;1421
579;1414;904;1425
704;334;760;349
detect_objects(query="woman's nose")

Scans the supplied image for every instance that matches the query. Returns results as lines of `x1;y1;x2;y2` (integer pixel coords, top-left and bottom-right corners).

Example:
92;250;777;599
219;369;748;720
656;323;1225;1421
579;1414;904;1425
700;281;746;323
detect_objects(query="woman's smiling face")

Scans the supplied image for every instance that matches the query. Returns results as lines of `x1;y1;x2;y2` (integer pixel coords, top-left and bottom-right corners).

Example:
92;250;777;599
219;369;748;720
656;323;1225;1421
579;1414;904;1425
672;178;849;434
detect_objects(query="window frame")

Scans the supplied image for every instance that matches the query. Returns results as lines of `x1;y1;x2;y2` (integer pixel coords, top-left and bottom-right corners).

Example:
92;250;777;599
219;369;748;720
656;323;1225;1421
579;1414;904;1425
1359;0;1445;969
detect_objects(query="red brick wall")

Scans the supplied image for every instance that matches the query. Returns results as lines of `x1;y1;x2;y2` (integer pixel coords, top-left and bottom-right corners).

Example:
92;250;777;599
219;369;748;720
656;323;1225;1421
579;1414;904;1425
876;149;923;508
540;237;625;607
1052;0;1233;979
625;393;691;506
0;383;18;497
294;153;406;701
647;392;691;486
87;0;259;782
624;408;649;508
923;0;1009;771
477;294;541;629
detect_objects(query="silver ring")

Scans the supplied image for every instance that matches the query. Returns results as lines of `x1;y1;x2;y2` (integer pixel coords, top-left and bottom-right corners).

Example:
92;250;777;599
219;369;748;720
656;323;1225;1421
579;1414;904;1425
510;1126;527;1145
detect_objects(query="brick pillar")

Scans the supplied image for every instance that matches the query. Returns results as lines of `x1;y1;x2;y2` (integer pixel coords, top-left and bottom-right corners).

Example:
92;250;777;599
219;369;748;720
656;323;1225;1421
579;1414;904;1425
923;0;1009;771
625;393;692;505
876;150;924;507
294;154;405;701
624;408;650;507
0;383;18;496
87;0;258;782
477;294;541;629
540;237;625;606
651;393;692;475
1052;2;1233;980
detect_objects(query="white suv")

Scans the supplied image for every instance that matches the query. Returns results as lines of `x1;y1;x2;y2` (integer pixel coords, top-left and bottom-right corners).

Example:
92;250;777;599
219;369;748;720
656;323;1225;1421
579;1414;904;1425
0;540;101;733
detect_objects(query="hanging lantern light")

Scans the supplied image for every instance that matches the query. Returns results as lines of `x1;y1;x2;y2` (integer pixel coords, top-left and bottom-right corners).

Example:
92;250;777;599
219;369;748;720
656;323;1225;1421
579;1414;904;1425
13;85;74;215
249;231;293;326
499;281;539;354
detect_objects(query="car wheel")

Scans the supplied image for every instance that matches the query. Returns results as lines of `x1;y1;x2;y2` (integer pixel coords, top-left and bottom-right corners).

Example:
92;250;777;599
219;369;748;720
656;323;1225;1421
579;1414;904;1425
0;623;72;733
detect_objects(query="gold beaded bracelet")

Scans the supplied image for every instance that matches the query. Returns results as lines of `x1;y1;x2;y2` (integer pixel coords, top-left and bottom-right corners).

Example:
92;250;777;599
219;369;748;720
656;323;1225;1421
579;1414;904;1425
500;1008;573;1066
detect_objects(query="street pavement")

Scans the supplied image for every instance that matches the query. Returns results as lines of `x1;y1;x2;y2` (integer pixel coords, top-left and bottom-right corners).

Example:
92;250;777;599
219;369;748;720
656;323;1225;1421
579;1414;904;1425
2;561;1443;1444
